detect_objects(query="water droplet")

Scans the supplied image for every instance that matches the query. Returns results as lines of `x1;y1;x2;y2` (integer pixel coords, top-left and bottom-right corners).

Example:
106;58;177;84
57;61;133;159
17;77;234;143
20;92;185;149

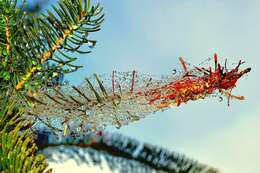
63;80;70;85
69;66;76;71
172;69;177;75
115;122;121;129
85;110;93;117
52;72;59;77
36;72;42;76
87;40;96;49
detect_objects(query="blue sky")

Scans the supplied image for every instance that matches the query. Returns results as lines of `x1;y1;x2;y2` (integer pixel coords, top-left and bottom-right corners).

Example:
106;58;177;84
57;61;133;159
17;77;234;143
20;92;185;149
38;0;260;172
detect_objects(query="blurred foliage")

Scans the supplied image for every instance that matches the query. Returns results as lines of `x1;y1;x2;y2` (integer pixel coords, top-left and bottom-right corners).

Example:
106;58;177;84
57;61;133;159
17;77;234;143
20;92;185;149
0;97;51;172
37;131;220;173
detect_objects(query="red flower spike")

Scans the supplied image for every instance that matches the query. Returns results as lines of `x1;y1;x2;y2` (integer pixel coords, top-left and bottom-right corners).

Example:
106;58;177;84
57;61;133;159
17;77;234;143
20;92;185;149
147;54;251;107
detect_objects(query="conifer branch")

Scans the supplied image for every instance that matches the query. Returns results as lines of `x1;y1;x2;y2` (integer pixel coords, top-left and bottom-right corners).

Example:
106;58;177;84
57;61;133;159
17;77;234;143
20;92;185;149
15;0;104;90
15;25;74;90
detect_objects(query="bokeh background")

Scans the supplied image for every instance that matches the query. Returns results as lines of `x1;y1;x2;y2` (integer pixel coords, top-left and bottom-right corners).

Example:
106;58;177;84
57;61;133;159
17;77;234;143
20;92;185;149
30;0;259;172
